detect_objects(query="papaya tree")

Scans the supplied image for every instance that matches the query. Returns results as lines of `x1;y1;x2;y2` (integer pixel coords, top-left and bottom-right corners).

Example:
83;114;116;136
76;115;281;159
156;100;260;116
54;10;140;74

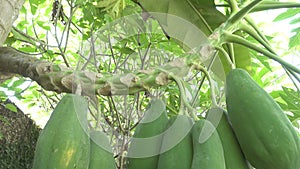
0;0;300;168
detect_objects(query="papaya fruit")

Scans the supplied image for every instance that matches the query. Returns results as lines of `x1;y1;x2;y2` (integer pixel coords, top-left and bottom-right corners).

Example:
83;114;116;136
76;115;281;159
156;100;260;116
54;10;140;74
205;108;249;169
89;130;116;169
157;115;193;169
33;94;90;169
191;119;226;169
226;68;300;169
127;99;169;169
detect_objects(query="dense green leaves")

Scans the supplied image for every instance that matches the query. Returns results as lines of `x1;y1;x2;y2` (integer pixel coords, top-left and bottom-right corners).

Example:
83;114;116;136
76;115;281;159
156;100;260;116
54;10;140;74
275;87;300;126
274;8;300;48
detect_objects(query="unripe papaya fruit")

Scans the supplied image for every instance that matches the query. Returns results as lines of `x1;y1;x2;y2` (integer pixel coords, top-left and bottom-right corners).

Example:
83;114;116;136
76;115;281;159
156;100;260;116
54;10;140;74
127;99;169;169
191;119;226;169
205;108;249;169
33;94;90;169
226;68;300;169
89;130;116;169
157;115;193;169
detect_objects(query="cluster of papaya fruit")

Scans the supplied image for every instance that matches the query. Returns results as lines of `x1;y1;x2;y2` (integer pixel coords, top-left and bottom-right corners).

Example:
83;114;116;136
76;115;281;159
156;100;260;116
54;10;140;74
32;68;300;169
127;68;300;169
127;99;247;169
32;94;117;169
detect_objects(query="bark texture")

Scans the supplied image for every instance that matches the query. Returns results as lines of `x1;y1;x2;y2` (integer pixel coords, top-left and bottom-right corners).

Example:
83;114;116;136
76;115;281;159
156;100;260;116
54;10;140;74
0;0;25;46
0;100;40;169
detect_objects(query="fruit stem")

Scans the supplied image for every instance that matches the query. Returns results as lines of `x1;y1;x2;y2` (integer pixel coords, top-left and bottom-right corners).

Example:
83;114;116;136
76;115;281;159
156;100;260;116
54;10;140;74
193;64;219;108
214;46;235;69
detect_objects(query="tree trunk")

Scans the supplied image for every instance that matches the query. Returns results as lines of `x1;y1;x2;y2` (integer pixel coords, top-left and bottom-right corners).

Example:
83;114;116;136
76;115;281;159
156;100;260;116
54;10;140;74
0;0;24;82
0;100;40;169
0;0;24;46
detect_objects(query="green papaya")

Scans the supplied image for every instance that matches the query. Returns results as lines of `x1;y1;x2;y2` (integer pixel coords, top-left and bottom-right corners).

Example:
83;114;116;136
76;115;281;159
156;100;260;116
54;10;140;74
127;99;169;169
89;130;116;169
205;108;249;169
157;115;193;169
226;68;300;169
191;119;226;169
33;94;90;169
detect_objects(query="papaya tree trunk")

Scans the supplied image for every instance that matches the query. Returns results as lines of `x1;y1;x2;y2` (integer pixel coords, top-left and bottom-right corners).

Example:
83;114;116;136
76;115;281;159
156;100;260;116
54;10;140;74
0;47;193;96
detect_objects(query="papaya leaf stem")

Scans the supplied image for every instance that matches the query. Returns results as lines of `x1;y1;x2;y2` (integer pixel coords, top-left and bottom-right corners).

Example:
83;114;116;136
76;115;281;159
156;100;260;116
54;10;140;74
227;0;263;25
158;67;199;120
238;22;275;54
224;32;300;74
251;1;300;12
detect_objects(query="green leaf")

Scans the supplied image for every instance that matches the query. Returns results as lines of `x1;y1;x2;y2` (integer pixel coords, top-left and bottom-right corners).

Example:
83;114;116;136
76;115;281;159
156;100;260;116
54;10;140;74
137;0;226;37
290;17;300;24
273;8;300;21
96;0;116;8
278;87;300;123
5;103;18;113
37;21;51;30
0;91;7;101
270;90;284;99
27;102;36;108
9;78;26;88
29;0;39;15
289;31;300;49
253;54;272;71
120;47;135;54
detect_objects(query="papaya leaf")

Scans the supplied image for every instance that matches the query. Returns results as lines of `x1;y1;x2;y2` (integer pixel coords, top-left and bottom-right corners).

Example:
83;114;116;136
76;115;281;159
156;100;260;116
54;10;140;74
136;0;228;79
136;0;226;37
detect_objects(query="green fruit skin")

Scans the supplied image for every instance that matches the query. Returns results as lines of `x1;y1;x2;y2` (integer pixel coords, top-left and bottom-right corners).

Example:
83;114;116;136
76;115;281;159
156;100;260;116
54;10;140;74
157;115;193;169
33;94;90;169
191;119;226;169
226;68;300;169
127;99;169;169
206;109;249;169
89;131;116;169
